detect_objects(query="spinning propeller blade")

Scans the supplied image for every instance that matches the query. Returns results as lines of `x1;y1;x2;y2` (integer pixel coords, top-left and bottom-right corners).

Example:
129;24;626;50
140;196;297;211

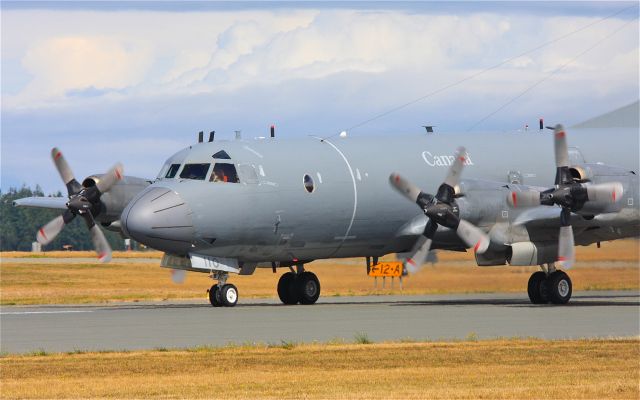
96;163;124;194
83;212;112;263
506;190;541;208
506;124;623;268
171;269;187;284
35;147;122;262
51;148;82;196
390;147;489;273
456;219;490;254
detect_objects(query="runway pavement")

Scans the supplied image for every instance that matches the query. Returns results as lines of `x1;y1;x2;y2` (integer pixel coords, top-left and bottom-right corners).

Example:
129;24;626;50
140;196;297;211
1;291;638;354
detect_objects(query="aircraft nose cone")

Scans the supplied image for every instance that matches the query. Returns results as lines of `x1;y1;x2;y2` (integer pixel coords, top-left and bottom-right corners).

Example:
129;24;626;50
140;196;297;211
122;187;194;254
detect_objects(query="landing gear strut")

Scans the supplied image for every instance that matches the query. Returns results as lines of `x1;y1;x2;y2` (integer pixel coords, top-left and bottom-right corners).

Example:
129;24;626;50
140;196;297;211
277;265;321;305
527;263;572;304
207;271;238;307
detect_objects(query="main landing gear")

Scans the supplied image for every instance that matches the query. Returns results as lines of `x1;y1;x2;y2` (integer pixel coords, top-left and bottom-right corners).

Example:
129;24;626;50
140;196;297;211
277;265;321;305
207;271;238;307
527;263;572;304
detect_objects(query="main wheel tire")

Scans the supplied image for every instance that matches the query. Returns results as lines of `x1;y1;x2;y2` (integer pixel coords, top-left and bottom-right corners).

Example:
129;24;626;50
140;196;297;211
220;284;239;307
297;272;321;305
539;277;551;303
208;284;223;307
548;271;572;304
277;272;299;305
527;272;548;304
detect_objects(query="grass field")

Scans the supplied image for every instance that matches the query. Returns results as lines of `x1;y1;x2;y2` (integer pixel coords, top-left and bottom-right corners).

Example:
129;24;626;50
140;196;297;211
0;250;164;259
1;240;638;305
1;338;638;399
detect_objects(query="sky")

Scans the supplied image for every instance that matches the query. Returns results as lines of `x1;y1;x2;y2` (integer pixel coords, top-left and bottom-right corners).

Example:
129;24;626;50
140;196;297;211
1;1;638;194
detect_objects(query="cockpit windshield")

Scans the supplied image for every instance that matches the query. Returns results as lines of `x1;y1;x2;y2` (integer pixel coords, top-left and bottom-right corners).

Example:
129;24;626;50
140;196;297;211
179;163;211;180
210;163;239;183
165;164;181;178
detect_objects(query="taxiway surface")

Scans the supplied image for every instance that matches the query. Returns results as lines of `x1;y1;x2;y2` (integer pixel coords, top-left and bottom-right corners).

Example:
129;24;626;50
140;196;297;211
1;291;638;353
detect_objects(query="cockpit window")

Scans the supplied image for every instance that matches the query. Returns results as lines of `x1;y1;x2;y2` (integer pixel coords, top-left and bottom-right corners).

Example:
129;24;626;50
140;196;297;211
165;164;181;178
210;163;239;183
212;150;231;159
179;163;210;180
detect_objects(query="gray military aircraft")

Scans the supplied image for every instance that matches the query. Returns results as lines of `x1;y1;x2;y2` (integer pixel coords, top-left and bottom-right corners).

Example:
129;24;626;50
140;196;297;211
15;110;639;307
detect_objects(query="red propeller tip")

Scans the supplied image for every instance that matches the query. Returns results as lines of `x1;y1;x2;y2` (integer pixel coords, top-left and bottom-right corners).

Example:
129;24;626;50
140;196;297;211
54;151;62;160
473;241;482;252
38;228;47;240
115;169;122;180
407;258;416;266
511;192;517;207
557;256;567;262
555;131;566;138
612;190;616;202
394;175;400;183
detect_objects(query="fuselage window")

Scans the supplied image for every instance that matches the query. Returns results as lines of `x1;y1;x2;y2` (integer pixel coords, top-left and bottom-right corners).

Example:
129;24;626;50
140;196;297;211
179;163;211;180
210;163;240;183
212;150;231;159
165;164;181;178
303;174;315;193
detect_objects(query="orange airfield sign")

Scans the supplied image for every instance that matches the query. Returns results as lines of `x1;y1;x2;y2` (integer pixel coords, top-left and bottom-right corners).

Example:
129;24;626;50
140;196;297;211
368;262;403;277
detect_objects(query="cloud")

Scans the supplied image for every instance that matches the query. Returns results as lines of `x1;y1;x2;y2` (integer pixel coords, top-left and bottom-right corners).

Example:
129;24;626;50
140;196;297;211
1;5;638;193
19;36;152;102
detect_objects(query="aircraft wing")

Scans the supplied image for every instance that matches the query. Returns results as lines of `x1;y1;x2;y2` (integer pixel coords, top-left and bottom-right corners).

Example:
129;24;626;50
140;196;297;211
13;196;68;210
513;207;561;227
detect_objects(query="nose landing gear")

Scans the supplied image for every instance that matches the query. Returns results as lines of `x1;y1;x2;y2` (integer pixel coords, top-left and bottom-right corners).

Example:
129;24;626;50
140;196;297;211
277;265;321;305
527;263;572;304
207;271;238;307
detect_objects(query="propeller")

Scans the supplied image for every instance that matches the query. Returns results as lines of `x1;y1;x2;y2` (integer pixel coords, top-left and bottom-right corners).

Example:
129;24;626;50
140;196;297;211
390;147;490;273
171;269;186;284
507;124;623;268
36;148;123;262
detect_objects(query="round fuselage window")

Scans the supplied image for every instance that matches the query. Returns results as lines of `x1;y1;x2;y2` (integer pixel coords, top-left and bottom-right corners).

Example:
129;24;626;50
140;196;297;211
303;174;315;193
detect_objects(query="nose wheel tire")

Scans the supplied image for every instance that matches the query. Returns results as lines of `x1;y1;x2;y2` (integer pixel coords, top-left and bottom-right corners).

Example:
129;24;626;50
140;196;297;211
208;283;238;307
527;270;572;305
220;284;238;307
208;284;223;307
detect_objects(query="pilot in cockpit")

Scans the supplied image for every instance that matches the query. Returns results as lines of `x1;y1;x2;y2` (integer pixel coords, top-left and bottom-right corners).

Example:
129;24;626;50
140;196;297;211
211;169;227;183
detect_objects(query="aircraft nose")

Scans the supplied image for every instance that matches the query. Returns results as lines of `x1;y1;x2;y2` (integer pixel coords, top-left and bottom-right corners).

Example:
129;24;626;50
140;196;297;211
122;187;194;254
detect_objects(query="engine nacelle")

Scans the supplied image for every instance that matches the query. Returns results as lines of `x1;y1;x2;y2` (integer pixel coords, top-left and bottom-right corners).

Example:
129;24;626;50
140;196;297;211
569;166;593;182
507;241;558;266
83;175;151;222
474;248;508;266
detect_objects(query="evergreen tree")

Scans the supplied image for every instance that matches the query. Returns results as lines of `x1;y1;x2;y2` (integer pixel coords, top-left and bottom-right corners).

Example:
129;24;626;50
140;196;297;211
0;186;124;251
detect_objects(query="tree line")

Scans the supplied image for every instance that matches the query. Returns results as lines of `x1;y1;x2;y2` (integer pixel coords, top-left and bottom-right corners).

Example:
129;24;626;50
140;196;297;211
0;186;125;251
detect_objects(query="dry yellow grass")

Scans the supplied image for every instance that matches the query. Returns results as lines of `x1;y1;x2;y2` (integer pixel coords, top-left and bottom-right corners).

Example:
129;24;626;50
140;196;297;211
1;339;638;399
1;239;638;305
3;238;634;261
0;250;163;259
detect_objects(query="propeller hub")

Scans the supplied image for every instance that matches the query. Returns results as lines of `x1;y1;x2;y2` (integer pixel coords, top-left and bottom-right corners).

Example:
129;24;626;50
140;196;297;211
424;202;459;229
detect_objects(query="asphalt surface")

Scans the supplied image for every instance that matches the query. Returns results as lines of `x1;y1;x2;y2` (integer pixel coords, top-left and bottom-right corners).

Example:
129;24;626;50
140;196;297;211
1;291;638;354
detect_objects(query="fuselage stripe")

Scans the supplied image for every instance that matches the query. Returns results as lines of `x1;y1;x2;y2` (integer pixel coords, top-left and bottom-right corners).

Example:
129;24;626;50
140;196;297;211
319;138;358;256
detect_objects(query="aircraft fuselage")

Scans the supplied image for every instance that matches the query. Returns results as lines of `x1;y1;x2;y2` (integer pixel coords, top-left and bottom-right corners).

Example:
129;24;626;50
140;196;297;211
121;128;639;264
